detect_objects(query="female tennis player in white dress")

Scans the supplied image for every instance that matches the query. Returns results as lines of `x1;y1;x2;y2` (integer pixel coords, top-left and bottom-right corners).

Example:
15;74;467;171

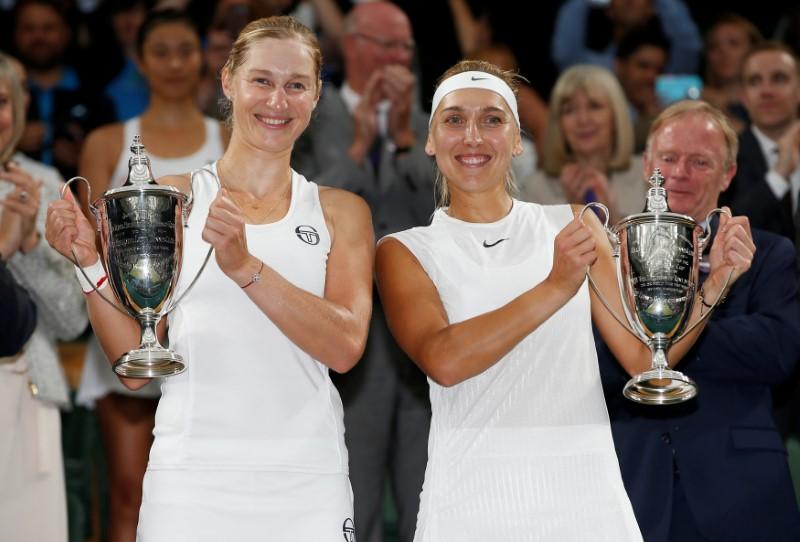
45;16;374;542
376;60;749;541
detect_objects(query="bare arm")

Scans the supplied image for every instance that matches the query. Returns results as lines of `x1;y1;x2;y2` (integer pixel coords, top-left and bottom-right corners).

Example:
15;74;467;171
202;186;374;373
376;215;598;387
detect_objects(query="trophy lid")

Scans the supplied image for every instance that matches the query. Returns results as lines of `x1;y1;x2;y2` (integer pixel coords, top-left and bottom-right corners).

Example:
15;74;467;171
102;135;184;199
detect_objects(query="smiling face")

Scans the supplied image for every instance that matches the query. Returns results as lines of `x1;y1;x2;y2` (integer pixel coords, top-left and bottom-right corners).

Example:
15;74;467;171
559;88;614;161
222;37;318;154
426;88;521;200
644;111;735;220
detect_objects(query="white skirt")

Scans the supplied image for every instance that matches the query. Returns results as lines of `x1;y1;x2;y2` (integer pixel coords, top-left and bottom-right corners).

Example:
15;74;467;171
137;469;355;542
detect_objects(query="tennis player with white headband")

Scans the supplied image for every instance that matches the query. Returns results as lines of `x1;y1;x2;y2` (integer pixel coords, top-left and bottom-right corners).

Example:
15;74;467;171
373;59;736;540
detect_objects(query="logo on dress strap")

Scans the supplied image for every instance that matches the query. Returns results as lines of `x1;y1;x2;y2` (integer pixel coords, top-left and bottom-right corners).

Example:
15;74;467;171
342;518;356;541
295;225;320;245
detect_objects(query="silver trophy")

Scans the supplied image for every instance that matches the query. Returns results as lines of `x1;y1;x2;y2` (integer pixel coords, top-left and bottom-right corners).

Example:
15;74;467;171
582;169;731;405
63;136;214;378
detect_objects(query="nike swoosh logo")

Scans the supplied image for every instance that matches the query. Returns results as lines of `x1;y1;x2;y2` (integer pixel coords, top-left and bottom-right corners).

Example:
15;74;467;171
482;238;508;248
471;76;487;81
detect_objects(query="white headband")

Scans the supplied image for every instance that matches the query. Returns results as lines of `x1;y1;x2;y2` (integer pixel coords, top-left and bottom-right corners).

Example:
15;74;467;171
429;71;519;128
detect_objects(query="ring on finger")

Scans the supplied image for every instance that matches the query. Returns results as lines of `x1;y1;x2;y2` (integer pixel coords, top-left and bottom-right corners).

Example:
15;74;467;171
19;190;29;202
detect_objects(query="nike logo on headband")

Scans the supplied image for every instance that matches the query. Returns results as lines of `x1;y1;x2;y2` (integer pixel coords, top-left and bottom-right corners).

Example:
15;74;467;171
471;76;488;81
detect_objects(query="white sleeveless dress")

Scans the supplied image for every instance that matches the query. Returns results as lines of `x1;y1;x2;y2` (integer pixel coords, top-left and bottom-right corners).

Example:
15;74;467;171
136;164;354;541
388;201;642;542
76;117;225;405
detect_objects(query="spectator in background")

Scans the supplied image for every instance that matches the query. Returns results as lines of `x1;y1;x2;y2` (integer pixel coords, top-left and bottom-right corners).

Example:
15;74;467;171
74;10;226;542
701;13;763;134
101;0;150;121
723;42;800;244
0;51;87;542
552;0;702;75
522;64;647;222
614;26;669;152
292;3;433;541
12;0;115;180
197;19;235;120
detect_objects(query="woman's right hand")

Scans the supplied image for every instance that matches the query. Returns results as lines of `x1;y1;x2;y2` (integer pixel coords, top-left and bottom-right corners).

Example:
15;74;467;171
45;189;98;266
545;217;597;299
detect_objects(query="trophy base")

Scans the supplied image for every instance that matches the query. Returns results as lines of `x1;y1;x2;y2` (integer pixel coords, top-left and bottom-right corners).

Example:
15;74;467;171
113;348;186;378
623;369;698;405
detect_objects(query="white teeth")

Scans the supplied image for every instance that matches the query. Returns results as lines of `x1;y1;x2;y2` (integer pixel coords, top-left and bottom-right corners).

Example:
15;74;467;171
460;156;488;165
258;116;290;125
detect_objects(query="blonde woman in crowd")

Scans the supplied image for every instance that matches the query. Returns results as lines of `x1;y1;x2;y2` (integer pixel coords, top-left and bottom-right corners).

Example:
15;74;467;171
522;64;647;223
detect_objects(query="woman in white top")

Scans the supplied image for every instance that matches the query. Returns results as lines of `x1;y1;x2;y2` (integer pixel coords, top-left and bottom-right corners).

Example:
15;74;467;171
47;15;373;541
522;65;647;223
376;60;755;541
75;10;226;542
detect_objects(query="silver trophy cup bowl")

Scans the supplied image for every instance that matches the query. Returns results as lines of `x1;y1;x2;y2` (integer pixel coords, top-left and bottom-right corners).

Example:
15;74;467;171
64;136;214;378
582;169;730;405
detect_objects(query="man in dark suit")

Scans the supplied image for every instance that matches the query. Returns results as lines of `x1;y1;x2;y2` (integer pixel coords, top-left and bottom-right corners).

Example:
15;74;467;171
722;41;800;243
291;3;433;541
597;100;800;541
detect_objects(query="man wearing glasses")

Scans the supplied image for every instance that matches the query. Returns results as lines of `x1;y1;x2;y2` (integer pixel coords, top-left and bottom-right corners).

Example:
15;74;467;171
292;3;433;542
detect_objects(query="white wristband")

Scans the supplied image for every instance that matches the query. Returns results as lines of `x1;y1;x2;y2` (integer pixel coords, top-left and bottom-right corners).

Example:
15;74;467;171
74;259;108;294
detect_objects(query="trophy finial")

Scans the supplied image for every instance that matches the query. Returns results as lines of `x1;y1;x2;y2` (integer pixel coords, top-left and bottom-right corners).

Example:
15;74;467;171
125;135;156;186
645;168;669;213
648;168;665;189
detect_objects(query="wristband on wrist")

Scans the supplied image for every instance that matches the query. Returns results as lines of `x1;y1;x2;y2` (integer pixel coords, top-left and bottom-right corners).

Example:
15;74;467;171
75;259;108;295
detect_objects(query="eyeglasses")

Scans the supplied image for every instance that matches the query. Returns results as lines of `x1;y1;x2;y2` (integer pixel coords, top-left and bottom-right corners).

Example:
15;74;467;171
352;32;415;54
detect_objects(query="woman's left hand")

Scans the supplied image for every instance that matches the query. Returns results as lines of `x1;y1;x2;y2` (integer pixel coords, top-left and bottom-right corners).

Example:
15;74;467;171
0;162;42;256
201;188;257;285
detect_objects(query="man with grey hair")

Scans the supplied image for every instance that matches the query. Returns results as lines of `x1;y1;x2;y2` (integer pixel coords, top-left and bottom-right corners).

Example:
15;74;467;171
291;3;433;541
596;100;800;542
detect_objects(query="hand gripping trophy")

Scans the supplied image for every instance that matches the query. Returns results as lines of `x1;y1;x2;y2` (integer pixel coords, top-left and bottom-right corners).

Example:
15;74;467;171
63;136;213;378
582;169;732;405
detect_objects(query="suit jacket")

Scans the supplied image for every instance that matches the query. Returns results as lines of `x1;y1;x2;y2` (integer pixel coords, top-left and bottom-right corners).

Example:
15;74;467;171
291;82;435;238
0;261;36;358
722;128;795;240
597;229;800;542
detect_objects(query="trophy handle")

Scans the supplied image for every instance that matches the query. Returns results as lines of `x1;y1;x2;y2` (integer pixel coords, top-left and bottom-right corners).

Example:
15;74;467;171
162;166;221;315
698;207;731;252
577;203;642;340
674;268;733;342
60;176;131;317
673;207;734;339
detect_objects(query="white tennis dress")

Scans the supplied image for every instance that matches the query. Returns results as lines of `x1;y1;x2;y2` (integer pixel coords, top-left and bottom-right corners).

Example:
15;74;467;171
76;117;224;405
136;164;354;541
388;201;642;542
